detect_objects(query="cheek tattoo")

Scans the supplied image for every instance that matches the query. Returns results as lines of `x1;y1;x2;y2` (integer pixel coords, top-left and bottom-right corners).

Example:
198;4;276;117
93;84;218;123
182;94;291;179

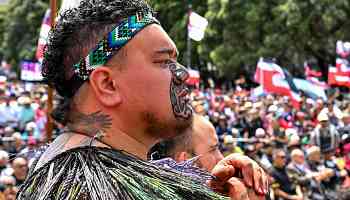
168;62;193;120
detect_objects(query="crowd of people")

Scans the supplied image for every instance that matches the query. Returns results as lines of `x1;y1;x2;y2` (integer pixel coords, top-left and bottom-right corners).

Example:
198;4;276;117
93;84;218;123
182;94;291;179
0;74;349;199
189;83;350;200
0;77;48;200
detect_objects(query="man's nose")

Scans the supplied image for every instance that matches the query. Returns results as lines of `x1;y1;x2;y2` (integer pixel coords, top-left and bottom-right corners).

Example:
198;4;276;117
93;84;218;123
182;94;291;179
173;63;189;84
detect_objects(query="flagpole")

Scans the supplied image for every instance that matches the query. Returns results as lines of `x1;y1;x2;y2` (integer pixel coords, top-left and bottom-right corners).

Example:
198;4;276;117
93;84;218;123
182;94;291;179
46;0;57;142
186;0;192;69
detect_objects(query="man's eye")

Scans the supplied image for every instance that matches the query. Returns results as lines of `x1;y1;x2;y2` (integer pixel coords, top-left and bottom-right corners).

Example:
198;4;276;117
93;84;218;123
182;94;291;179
159;59;175;68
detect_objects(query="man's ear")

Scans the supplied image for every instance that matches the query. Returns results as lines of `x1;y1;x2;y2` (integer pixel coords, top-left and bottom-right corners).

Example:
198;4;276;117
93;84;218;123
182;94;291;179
89;67;122;107
175;151;189;162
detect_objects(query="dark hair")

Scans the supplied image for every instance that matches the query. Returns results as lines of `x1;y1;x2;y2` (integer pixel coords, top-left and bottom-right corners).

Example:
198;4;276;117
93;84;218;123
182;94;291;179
42;0;152;124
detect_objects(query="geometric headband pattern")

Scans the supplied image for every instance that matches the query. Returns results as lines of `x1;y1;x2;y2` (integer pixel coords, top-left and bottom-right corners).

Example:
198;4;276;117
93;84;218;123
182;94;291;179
73;10;159;80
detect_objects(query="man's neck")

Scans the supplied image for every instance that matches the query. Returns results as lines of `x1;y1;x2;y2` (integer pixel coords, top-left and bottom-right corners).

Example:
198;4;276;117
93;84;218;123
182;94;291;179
66;109;158;160
100;131;151;160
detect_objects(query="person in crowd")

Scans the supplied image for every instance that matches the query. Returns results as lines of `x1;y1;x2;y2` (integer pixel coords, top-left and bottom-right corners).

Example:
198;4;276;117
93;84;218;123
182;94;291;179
0;176;17;200
0;96;19;128
311;113;340;152
322;148;347;193
222;135;244;157
19;137;38;162
246;108;264;138
216;114;231;138
18;97;35;131
286;149;313;197
7;132;24;159
271;149;304;200
260;142;274;172
11;157;28;187
306;146;335;200
149;114;224;172
0;151;9;175
320;102;343;127
339;112;350;136
17;0;268;199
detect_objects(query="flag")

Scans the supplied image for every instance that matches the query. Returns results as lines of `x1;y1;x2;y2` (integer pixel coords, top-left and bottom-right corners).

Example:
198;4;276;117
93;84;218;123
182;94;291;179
254;58;301;108
336;40;350;58
330;41;350;87
306;77;329;89
304;61;328;89
335;58;350;75
35;9;51;62
293;78;327;101
59;0;82;15
304;62;322;77
186;69;200;86
188;11;208;41
328;65;350;87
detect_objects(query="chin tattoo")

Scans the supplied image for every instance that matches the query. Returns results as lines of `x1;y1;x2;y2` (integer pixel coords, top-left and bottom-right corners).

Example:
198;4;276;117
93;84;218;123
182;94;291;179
168;62;193;120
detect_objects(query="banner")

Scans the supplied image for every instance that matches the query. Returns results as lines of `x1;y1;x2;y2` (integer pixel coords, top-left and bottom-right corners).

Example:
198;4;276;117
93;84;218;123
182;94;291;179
20;60;43;81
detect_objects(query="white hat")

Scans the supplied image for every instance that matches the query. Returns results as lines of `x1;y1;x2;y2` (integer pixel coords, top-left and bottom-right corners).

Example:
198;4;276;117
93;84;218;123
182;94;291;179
307;146;320;156
317;113;329;122
306;98;315;105
224;135;234;144
286;128;298;137
255;128;266;138
244;101;253;109
25;122;37;131
0;150;9;160
231;128;239;136
268;105;278;113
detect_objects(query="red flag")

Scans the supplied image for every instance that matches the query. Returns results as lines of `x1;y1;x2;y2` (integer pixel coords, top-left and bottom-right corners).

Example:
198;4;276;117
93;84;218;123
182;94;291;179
255;59;301;108
186;69;200;87
304;62;322;77
336;41;350;58
335;58;350;76
35;9;51;62
328;66;350;87
306;77;329;89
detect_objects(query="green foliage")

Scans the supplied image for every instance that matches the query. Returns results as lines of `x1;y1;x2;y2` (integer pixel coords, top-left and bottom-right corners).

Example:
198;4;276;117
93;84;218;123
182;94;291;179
151;0;350;78
0;0;48;70
1;0;350;78
0;4;8;60
202;0;350;77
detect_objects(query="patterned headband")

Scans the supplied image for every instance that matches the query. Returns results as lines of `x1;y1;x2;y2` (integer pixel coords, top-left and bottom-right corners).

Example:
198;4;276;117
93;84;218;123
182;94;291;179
73;11;159;80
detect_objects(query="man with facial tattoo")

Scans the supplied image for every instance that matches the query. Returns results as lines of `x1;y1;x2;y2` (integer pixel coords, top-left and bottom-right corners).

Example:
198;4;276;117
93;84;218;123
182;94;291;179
17;1;268;199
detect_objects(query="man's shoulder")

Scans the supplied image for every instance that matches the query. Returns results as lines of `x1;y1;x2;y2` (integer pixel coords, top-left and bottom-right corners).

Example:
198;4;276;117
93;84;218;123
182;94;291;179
18;147;228;200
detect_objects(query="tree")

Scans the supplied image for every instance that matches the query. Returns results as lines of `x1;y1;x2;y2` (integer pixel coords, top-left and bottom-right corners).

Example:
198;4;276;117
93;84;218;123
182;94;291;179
201;0;350;78
0;4;8;60
0;0;48;71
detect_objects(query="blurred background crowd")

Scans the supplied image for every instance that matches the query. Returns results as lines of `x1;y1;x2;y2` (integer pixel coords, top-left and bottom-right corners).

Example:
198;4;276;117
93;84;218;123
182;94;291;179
189;81;350;200
0;73;349;199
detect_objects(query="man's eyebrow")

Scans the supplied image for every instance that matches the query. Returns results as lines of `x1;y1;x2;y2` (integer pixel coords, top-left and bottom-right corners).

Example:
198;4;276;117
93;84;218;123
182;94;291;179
155;47;179;57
